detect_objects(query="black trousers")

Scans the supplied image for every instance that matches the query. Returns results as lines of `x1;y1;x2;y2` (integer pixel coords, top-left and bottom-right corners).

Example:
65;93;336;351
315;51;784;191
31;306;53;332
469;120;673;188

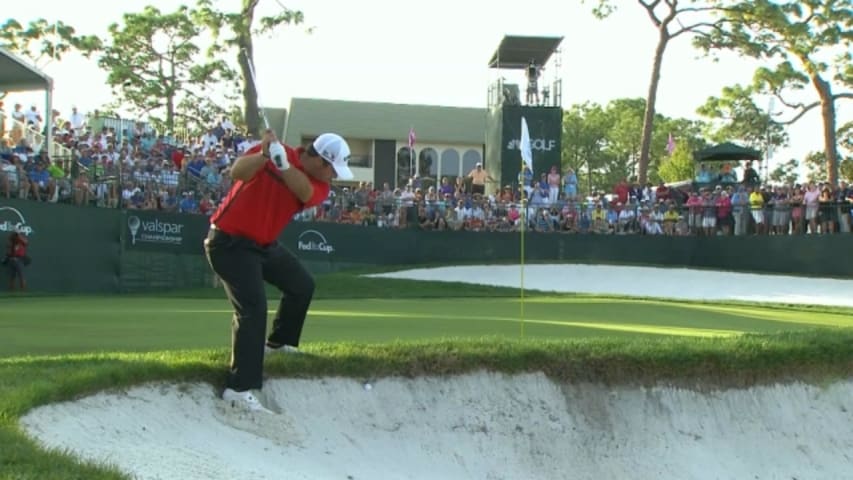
5;257;24;281
204;227;315;391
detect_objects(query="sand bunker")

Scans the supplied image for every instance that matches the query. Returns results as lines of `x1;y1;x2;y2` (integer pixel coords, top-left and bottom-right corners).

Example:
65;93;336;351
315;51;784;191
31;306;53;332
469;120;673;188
20;372;853;480
369;264;853;307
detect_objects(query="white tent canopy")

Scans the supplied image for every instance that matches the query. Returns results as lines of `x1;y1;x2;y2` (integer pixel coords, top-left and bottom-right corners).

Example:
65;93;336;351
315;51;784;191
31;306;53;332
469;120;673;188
0;47;54;155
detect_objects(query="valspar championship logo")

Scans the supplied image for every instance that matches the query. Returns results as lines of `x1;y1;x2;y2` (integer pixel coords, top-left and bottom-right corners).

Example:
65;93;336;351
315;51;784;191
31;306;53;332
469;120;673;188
297;230;334;254
0;206;34;236
127;215;184;245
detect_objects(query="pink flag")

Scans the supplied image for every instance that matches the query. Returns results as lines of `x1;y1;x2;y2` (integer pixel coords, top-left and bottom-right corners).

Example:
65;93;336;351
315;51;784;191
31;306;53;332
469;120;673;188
666;133;676;155
408;127;416;149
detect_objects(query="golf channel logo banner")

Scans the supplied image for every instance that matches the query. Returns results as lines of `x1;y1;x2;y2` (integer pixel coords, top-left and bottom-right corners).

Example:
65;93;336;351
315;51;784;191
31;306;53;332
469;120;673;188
297;229;334;254
500;106;562;183
0;206;34;236
127;212;185;247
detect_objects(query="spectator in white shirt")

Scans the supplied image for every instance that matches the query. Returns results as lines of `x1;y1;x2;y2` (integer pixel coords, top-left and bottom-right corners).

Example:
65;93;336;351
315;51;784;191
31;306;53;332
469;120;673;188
201;128;218;154
618;205;635;233
69;107;86;134
25;105;42;131
219;116;235;132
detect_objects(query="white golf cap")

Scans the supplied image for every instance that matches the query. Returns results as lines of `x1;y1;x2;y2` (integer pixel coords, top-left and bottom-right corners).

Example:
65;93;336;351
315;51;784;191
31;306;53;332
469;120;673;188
313;133;353;180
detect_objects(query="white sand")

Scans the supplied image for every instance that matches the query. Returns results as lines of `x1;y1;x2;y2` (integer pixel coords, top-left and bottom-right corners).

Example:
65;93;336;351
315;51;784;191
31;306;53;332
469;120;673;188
20;373;853;480
369;264;853;307
18;264;853;479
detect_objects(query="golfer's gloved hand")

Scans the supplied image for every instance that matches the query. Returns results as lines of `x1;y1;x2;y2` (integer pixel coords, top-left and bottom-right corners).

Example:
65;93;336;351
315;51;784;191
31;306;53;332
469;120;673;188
267;142;289;171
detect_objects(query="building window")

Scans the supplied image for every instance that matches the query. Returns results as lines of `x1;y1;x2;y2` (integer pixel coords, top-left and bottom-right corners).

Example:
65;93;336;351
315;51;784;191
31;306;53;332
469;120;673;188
349;154;372;168
418;147;438;180
439;148;460;183
462;149;481;175
347;138;372;168
396;146;414;188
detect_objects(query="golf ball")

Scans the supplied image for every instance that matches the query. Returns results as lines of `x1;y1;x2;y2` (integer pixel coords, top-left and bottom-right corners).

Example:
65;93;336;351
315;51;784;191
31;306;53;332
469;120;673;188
364;383;372;391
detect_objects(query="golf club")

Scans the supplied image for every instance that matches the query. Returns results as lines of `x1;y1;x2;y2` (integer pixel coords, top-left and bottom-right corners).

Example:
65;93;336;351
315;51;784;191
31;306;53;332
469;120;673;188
242;48;284;166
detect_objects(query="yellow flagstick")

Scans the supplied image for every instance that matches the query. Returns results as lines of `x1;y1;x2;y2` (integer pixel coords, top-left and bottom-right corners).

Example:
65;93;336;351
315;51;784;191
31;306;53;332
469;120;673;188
519;116;532;338
520;190;525;338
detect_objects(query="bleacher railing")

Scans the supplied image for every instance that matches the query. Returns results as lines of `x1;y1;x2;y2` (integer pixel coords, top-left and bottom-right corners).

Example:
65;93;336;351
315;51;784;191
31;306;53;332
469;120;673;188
8;118;74;159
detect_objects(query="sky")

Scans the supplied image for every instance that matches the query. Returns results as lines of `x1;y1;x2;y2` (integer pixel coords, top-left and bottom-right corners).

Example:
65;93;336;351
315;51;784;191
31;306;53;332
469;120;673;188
3;0;850;174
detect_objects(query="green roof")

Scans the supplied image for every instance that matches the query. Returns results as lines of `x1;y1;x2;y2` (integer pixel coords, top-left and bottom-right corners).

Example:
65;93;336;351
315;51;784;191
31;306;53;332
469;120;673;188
280;98;486;145
694;142;762;162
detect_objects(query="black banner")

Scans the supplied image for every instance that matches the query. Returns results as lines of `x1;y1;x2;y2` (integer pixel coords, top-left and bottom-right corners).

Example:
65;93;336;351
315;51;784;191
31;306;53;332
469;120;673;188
499;105;562;187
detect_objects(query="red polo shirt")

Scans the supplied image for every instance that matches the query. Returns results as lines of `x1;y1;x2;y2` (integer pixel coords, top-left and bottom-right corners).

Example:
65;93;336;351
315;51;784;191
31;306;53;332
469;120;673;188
210;144;329;245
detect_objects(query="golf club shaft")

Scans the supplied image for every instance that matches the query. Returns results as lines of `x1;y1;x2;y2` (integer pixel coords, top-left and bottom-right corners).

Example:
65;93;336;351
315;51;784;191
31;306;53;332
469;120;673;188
243;49;270;130
243;49;285;166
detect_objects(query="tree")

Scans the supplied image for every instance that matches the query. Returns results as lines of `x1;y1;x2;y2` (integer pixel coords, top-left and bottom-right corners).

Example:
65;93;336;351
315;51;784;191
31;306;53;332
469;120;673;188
697;84;789;151
803;151;827;183
0;18;100;66
649;117;708;183
584;0;732;185
768;158;799;185
93;5;239;133
0;18;100;100
562;102;612;194
658;141;696;182
602;98;646;179
842;159;853;183
694;0;853;185
194;0;306;136
562;98;709;192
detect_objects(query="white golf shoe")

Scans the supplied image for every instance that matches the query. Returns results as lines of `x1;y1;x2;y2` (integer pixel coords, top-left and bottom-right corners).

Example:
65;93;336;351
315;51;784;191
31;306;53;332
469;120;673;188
265;343;301;355
222;388;273;414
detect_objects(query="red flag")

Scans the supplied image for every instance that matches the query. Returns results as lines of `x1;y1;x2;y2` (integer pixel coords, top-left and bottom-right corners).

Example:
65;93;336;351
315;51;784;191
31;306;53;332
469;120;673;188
666;133;676;155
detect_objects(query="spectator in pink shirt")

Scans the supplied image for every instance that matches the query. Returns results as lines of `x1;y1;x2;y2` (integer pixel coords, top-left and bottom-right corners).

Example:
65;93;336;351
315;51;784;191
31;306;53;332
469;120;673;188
547;166;561;204
685;191;703;235
716;190;732;236
507;204;520;227
803;182;820;234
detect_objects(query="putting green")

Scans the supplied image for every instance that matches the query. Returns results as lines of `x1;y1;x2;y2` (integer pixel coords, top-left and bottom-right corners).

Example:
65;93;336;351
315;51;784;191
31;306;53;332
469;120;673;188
3;296;851;357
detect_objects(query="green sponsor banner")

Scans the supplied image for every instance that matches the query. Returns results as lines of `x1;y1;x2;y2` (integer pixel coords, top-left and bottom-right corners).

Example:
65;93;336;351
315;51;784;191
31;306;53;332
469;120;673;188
0;199;120;293
122;210;209;254
280;223;416;265
2;200;852;294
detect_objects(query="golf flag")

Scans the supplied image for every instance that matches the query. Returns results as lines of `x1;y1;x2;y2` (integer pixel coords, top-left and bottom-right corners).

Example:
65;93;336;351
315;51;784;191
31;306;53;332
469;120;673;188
408;127;416;149
666;133;676;155
520;117;532;170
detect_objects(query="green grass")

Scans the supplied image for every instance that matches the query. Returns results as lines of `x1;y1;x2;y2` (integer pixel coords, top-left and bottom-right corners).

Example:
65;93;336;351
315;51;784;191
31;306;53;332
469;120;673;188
2;273;853;479
4;294;853;357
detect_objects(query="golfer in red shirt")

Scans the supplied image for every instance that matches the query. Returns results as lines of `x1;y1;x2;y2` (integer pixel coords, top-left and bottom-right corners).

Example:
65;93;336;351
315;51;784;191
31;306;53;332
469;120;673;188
205;130;352;412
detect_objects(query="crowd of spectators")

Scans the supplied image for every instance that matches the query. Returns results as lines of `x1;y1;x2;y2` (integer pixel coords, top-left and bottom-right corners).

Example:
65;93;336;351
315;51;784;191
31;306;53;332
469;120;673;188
2;100;853;237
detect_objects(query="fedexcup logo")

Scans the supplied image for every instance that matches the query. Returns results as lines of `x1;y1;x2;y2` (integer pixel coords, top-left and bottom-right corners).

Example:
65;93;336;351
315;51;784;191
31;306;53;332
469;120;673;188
0;206;34;236
128;215;184;245
297;229;334;254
